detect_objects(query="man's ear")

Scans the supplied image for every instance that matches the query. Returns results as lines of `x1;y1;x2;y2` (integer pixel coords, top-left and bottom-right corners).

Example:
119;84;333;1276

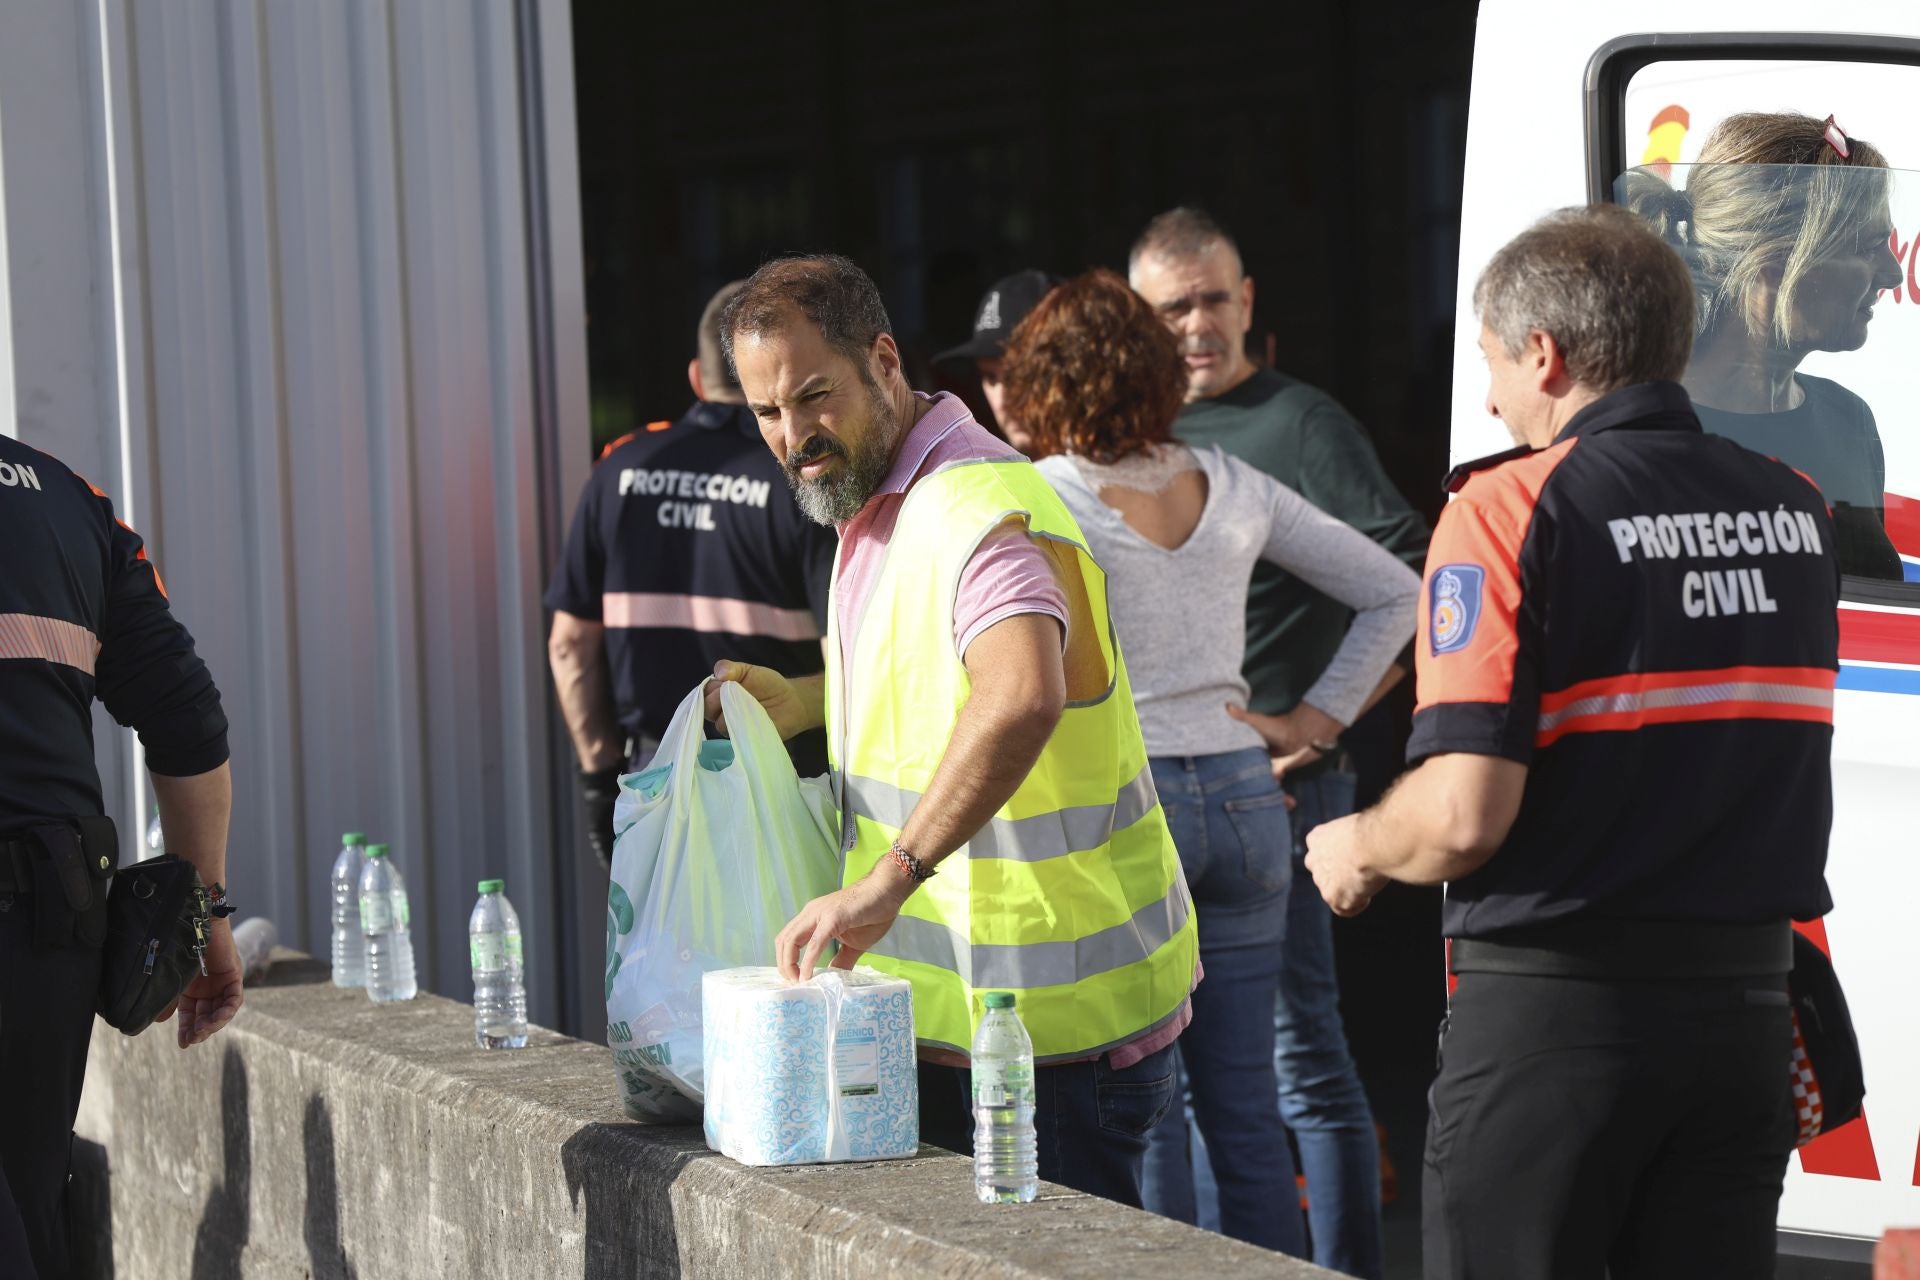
1532;329;1574;397
1241;275;1256;331
871;332;905;386
687;358;706;402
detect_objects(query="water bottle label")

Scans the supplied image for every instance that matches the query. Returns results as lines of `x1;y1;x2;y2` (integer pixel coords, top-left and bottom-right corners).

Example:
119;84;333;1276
392;890;410;930
973;1060;1033;1109
471;934;505;971
506;933;523;964
360;893;392;935
834;1020;880;1097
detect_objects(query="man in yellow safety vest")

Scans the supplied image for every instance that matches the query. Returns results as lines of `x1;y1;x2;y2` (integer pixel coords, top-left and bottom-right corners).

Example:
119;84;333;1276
705;254;1197;1205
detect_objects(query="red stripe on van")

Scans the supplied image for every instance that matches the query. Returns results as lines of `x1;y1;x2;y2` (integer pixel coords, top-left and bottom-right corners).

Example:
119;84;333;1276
1838;607;1920;666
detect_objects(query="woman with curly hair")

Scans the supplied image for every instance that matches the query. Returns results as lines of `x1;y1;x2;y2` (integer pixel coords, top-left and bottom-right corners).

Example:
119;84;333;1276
1002;268;1418;1254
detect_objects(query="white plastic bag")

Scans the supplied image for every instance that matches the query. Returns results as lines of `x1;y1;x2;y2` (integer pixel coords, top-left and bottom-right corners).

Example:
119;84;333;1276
604;681;842;1122
702;966;919;1166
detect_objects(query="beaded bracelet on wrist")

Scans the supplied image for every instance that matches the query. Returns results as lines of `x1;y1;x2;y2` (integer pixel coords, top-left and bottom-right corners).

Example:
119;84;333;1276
884;841;935;884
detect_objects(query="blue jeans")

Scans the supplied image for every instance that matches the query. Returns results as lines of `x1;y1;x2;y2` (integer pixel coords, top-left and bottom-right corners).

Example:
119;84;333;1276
1180;770;1385;1276
918;1043;1177;1206
1272;770;1385;1277
1140;750;1307;1255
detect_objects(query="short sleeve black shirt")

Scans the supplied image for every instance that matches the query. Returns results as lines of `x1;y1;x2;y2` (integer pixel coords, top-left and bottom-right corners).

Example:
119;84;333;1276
1409;383;1839;937
545;402;835;774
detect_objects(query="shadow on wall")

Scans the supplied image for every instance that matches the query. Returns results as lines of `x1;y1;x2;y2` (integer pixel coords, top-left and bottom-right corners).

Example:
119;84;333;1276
561;1122;712;1278
304;1094;356;1280
189;1049;251;1279
180;996;357;1279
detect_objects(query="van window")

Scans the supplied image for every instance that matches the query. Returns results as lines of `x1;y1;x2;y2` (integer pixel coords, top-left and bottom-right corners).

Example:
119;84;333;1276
1609;59;1920;589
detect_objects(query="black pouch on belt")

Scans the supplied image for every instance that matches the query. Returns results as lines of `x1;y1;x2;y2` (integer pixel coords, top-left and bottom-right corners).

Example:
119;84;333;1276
1788;929;1865;1146
97;853;211;1035
22;817;116;951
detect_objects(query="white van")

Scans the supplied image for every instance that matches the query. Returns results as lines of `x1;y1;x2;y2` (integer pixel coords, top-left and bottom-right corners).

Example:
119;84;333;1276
1455;0;1920;1265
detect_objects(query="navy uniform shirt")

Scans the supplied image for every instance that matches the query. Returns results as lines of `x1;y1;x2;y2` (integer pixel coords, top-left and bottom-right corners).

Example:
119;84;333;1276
0;437;228;826
545;402;835;775
1409;382;1838;937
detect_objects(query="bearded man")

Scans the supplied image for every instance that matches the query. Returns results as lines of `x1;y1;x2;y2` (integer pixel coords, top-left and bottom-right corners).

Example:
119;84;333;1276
704;254;1197;1206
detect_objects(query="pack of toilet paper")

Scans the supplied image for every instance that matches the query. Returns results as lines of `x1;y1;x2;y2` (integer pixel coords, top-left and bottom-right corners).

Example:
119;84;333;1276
701;967;920;1166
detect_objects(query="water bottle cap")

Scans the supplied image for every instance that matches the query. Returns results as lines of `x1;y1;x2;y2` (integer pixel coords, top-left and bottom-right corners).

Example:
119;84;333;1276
983;991;1016;1009
478;878;504;894
365;843;390;859
342;832;366;846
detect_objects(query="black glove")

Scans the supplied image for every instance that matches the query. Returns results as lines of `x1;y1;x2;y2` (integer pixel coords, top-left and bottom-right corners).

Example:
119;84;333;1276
580;766;620;871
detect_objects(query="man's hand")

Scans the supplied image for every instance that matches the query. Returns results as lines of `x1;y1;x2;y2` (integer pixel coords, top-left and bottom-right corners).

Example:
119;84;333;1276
775;867;914;982
1226;701;1345;782
157;916;245;1048
1305;813;1389;917
706;661;826;742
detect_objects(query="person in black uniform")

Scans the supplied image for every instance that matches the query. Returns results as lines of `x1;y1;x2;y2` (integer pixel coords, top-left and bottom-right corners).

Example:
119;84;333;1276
0;438;239;1280
1303;205;1839;1279
547;281;836;866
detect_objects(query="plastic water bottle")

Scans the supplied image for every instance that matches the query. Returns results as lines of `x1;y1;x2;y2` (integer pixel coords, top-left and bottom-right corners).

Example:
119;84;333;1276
330;832;369;988
972;991;1038;1203
145;805;163;854
359;843;417;1003
232;917;278;983
469;879;528;1049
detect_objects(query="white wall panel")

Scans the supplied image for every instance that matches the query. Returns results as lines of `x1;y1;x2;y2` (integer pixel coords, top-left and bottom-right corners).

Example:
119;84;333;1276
0;0;593;1029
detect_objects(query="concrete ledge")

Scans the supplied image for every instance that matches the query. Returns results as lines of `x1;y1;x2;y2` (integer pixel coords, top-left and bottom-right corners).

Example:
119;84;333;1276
74;952;1339;1278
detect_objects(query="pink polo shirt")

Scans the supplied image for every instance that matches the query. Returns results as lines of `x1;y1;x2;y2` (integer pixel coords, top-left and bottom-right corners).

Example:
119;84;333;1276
833;392;1066;660
835;392;1193;1067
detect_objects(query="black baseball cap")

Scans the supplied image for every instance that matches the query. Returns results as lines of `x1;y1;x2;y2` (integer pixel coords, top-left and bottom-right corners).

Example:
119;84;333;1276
933;270;1057;368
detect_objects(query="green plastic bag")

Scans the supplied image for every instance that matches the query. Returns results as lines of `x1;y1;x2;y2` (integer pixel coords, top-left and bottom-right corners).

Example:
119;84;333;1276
604;681;841;1122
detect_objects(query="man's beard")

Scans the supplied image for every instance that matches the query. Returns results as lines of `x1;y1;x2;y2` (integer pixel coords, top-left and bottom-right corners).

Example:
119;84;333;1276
781;382;899;525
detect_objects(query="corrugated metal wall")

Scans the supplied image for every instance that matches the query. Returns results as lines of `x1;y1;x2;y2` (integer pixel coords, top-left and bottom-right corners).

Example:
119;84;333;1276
0;0;596;1030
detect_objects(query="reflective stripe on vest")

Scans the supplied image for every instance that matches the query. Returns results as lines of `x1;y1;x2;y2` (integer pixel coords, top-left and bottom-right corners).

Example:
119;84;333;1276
826;456;1198;1063
873;875;1192;989
844;764;1159;863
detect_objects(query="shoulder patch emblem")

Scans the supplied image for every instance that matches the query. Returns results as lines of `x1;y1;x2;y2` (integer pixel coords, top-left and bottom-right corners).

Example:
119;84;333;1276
1429;564;1485;655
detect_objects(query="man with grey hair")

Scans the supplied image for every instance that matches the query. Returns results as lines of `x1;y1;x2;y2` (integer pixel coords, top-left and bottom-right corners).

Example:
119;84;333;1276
1306;204;1839;1278
705;253;1198;1208
1129;205;1423;1277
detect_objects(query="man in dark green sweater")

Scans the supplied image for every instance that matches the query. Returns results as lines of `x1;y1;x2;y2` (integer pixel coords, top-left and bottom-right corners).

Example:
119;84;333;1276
1129;206;1427;1279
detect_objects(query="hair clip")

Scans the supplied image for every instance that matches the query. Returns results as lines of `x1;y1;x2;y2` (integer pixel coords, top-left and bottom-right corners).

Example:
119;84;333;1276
1823;115;1851;160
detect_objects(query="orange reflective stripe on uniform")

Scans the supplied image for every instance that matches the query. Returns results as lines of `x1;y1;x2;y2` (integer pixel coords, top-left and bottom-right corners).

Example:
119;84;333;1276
595;422;669;463
0;613;101;674
82;478;168;599
1414;440;1575;713
596;430;638;462
1534;664;1836;746
600;591;820;641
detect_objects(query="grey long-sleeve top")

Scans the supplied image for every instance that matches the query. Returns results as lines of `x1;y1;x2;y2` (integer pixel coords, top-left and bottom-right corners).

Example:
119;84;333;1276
1037;444;1420;758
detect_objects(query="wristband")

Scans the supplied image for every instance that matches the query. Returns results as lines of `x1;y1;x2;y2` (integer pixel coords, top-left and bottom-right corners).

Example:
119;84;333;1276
883;840;935;884
1309;740;1340;755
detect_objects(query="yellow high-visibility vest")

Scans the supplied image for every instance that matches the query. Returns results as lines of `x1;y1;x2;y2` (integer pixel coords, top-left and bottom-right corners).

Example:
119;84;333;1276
826;457;1197;1062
